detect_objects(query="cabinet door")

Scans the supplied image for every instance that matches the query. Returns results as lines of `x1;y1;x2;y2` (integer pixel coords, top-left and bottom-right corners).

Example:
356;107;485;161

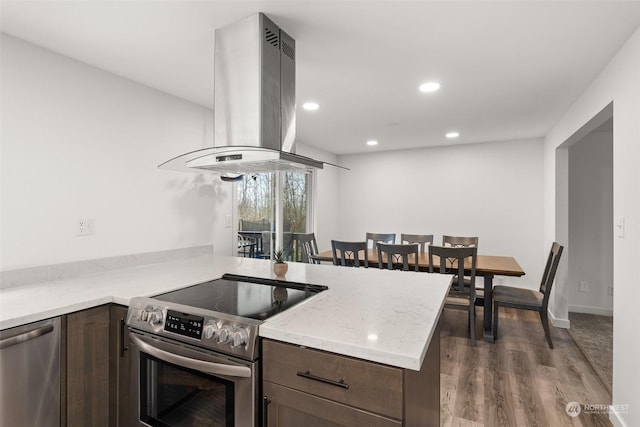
263;381;401;427
109;305;131;427
66;305;110;427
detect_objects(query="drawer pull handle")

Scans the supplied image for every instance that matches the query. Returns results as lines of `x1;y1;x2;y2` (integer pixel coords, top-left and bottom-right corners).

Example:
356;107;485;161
296;370;349;389
119;318;129;358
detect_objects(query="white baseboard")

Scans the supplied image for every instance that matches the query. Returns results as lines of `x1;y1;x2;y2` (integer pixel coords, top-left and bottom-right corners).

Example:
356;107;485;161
549;310;570;329
609;406;628;427
569;305;614;317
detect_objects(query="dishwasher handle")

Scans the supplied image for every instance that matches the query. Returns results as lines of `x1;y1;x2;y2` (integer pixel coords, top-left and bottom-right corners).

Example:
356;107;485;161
129;334;252;378
0;324;54;350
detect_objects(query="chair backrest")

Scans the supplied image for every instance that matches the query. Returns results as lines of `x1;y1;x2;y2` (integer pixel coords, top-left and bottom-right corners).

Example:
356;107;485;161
377;243;419;271
331;240;368;267
366;232;396;250
298;233;320;264
428;245;477;294
442;235;478;248
401;233;433;253
540;242;564;309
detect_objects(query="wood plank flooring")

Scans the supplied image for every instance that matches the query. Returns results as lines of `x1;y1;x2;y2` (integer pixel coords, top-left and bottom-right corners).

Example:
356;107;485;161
440;307;612;427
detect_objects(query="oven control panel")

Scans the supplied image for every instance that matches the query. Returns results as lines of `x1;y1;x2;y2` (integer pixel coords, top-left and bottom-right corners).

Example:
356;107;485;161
164;310;203;339
126;297;261;360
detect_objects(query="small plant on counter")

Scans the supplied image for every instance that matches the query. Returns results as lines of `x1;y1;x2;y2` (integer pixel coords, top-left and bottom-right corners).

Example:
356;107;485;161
273;249;288;277
274;249;286;264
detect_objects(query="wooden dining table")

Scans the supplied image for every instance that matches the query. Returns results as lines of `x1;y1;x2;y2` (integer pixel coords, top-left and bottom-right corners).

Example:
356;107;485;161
313;249;525;342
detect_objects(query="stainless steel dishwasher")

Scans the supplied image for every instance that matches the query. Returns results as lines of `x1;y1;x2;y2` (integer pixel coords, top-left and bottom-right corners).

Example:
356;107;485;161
0;317;61;427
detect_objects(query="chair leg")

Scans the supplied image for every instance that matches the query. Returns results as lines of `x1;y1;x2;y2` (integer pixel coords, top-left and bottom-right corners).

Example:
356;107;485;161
493;302;499;342
540;310;554;349
469;305;476;346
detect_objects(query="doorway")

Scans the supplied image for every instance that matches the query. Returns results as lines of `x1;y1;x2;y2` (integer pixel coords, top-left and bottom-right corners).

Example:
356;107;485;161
555;104;613;394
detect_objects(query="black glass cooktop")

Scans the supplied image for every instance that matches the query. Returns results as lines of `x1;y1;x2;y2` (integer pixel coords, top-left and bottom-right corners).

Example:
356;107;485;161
153;274;327;321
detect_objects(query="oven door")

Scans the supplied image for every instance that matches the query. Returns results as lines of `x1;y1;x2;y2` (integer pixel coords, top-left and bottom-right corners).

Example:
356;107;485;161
127;331;257;427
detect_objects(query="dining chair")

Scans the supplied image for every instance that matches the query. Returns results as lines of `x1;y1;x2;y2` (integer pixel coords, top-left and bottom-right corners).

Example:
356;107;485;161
298;233;320;264
365;232;396;250
492;242;564;349
376;243;420;271
400;233;433;253
442;235;480;298
429;245;478;346
331;240;368;268
442;235;478;247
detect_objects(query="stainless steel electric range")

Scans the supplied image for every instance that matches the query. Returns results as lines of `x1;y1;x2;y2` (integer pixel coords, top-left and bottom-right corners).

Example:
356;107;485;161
126;273;327;427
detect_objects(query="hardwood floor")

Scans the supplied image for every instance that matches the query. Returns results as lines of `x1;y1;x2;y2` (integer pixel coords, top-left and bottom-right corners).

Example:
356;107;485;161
440;307;612;427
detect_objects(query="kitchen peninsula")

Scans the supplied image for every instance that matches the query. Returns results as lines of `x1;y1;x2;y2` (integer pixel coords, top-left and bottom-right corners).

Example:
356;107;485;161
1;254;450;426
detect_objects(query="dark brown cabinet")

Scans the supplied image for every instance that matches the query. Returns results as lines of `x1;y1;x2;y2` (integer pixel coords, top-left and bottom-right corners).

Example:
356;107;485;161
65;305;110;427
262;332;440;427
109;304;131;427
63;304;132;427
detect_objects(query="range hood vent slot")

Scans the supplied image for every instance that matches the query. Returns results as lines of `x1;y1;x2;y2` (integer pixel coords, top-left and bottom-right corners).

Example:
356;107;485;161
264;26;279;47
282;40;295;60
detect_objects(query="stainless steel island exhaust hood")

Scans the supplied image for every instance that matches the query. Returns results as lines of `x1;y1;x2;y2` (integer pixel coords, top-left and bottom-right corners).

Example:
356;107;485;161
159;13;326;178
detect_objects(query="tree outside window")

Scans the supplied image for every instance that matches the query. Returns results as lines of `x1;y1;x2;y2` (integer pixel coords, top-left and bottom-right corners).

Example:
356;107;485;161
237;171;311;261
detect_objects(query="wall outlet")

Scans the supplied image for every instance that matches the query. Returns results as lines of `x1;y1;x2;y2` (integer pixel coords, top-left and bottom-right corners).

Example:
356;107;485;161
77;218;95;236
496;277;505;285
579;281;589;293
607;287;614;296
224;215;232;228
616;216;625;238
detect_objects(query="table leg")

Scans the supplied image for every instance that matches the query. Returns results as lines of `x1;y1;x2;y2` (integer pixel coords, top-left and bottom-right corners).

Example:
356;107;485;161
483;274;495;342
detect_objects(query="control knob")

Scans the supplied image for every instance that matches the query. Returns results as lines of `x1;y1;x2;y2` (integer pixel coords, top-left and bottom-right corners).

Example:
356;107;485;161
147;310;163;325
218;325;233;344
231;327;249;348
203;321;219;340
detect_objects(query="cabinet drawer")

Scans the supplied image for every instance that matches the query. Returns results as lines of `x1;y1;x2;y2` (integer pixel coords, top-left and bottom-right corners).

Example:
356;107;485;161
264;381;402;427
263;340;403;420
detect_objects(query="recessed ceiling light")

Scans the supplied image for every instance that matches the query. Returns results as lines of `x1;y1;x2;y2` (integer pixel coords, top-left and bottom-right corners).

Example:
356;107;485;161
366;140;379;146
446;132;460;139
419;82;441;93
302;102;319;111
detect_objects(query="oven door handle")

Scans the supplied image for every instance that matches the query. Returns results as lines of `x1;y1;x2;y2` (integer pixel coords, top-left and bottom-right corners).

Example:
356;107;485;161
130;334;252;378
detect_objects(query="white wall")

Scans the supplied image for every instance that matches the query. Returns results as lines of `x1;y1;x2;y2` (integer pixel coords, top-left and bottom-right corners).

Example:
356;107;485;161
544;27;640;427
336;138;545;290
568;130;613;315
0;34;232;271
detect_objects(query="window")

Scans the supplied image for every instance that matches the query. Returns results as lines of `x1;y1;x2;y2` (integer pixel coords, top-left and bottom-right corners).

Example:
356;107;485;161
236;171;313;262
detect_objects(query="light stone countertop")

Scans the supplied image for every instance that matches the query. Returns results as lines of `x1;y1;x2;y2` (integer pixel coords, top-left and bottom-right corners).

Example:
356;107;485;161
0;255;450;370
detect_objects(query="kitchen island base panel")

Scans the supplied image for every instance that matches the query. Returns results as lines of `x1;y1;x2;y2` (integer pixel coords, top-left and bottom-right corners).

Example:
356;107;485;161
404;317;440;426
262;319;440;426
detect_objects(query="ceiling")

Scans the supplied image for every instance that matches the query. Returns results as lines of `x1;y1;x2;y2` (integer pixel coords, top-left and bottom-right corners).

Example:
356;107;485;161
2;1;640;155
